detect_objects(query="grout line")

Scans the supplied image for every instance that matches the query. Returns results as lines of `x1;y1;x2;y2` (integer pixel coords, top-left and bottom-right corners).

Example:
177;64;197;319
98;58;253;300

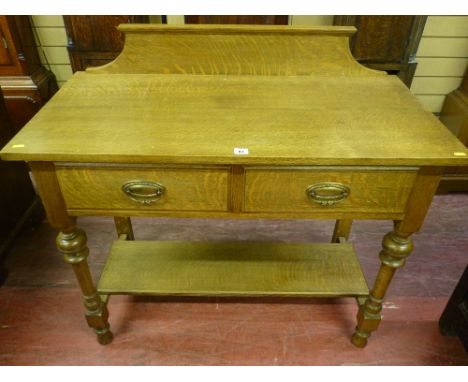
417;57;468;60
29;17;52;71
421;35;468;38
416;56;468;59
412;94;458;97
414;77;466;80
413;93;458;96
412;76;463;78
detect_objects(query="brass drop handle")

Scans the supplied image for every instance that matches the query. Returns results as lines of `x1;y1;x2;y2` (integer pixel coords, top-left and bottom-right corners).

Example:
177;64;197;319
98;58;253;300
306;182;350;206
122;180;166;205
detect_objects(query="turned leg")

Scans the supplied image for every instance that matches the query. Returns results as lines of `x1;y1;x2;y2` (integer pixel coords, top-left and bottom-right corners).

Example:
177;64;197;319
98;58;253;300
30;162;115;344
351;222;413;347
331;219;352;243
349;167;444;347
57;227;113;345
114;216;134;240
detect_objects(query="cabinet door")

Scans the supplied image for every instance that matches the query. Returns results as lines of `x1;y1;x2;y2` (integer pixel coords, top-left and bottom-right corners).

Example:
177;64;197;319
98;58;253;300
333;16;426;63
334;16;426;87
185;16;289;24
64;16;149;72
0;16;23;76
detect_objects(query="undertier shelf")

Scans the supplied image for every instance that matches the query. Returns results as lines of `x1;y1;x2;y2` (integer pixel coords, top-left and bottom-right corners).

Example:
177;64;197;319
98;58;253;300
97;240;369;297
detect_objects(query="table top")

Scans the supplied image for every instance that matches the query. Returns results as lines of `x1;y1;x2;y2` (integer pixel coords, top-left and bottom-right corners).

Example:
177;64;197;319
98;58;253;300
1;24;467;167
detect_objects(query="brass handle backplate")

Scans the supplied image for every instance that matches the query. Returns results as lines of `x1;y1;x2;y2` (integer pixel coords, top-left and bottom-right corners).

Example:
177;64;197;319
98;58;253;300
306;182;350;206
122;180;166;205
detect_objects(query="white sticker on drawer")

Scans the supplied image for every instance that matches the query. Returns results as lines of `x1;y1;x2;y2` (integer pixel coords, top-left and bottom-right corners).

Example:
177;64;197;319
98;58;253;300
234;148;249;155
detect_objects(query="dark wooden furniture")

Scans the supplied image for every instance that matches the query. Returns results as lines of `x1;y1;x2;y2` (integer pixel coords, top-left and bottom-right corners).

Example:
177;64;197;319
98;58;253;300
2;24;468;348
0;88;39;285
439;265;468;353
0;15;51;283
0;16;58;133
333;16;427;87
437;69;468;193
185;16;288;25
63;16;149;72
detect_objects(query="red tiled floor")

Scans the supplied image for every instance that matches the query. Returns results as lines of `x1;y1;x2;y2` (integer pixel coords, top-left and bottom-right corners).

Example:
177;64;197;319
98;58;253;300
0;289;465;365
0;194;467;365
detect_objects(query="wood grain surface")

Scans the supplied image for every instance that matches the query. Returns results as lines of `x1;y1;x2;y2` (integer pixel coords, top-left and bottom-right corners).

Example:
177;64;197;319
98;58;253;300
2;73;468;166
28;162;75;231
56;165;229;212
244;167;417;214
98;240;369;297
88;24;377;76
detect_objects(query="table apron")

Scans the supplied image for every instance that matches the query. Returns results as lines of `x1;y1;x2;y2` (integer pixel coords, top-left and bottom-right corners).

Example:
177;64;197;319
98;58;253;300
53;163;421;220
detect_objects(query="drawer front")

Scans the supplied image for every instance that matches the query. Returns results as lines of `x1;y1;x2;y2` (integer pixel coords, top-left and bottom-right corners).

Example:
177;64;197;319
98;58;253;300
56;166;229;212
244;168;418;214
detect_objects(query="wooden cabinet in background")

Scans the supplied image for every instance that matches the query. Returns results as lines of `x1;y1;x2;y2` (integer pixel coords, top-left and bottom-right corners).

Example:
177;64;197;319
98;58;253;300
184;16;288;25
0;16;50;284
0;88;41;284
437;68;468;193
439;265;468;353
333;16;427;87
0;16;58;133
63;16;149;72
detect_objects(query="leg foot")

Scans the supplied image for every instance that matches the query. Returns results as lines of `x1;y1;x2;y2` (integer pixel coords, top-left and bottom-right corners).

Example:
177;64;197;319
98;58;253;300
351;329;369;348
96;327;114;345
351;296;381;348
84;298;113;345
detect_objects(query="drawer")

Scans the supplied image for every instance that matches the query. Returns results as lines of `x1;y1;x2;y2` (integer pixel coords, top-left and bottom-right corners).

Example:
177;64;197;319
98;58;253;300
244;167;418;214
56;165;229;212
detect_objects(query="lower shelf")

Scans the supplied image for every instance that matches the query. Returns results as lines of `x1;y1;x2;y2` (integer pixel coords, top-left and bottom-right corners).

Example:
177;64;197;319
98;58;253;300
97;240;369;297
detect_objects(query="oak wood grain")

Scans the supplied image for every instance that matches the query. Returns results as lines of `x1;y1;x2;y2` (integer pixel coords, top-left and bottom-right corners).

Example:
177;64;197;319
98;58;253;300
2;74;468;166
64;209;406;221
56;165;230;212
88;24;377;77
28;162;75;231
398;167;444;235
244;167;418;214
229;165;245;213
98;240;369;297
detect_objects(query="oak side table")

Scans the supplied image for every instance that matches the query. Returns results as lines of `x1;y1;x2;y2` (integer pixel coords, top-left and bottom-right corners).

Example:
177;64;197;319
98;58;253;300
2;24;467;348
